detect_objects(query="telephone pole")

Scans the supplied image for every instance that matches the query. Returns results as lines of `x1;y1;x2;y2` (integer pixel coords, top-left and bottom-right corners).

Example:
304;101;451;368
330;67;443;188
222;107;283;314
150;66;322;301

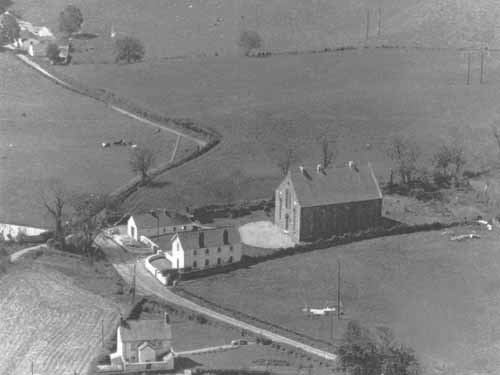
101;319;104;347
365;9;370;41
131;261;137;304
466;52;472;85
337;259;341;321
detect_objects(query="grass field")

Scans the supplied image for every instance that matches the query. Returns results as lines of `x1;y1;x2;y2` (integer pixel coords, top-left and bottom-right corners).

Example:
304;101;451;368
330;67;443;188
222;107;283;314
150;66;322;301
60;48;500;214
0;52;192;227
0;261;121;375
11;0;500;61
181;226;500;374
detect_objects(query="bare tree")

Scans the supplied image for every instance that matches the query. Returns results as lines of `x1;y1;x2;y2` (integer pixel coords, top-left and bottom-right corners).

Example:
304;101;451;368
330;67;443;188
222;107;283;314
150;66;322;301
433;142;466;185
321;135;338;169
277;148;296;176
386;136;420;185
69;193;109;264
129;147;156;184
40;181;68;249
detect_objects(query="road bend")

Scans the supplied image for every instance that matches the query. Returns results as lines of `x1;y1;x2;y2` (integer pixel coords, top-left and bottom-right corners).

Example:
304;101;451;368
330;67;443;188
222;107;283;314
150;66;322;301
97;236;337;362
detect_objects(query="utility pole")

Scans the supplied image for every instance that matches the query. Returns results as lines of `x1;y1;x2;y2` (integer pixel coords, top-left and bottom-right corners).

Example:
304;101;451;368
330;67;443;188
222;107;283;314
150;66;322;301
466;52;472;85
31;360;33;375
101;319;104;348
480;49;485;84
365;9;370;41
337;259;341;321
131;261;137;304
377;8;382;37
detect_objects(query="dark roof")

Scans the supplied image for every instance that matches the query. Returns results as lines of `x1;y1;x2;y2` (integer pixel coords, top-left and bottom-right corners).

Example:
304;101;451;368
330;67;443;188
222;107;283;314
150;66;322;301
119;319;172;342
132;211;192;230
174;227;240;250
286;163;382;207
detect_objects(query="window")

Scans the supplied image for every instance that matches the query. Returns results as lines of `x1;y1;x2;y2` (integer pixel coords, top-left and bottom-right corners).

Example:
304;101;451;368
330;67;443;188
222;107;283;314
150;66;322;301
217;247;221;253
182;225;186;230
193;260;197;268
229;246;233;252
193;249;197;256
285;190;289;209
292;207;296;231
205;248;209;255
199;232;205;248
173;226;176;232
217;257;221;265
279;197;282;219
223;229;229;245
205;259;210;266
163;228;166;233
285;213;289;231
228;256;233;263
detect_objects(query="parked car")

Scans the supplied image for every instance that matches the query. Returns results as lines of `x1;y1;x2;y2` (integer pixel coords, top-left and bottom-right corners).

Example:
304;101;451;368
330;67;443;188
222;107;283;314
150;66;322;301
231;339;248;346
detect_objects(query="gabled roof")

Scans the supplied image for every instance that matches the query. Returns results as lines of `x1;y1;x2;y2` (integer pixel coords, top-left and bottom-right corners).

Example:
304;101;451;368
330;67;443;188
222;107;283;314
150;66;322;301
286;163;382;208
131;211;192;230
119;319;172;342
173;227;240;250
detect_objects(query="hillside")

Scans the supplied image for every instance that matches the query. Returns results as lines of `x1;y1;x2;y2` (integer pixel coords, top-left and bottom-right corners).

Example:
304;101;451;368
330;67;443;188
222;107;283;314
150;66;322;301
10;0;500;61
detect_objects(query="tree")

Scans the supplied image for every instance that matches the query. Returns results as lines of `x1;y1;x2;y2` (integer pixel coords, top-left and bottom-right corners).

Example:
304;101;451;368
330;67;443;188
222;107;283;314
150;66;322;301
114;36;145;63
0;0;13;14
69;192;108;264
129;147;156;184
433;142;466;185
40;181;68;249
238;30;262;55
0;11;19;45
386;136;420;185
320;135;338;169
277;148;296;176
46;42;60;63
338;321;421;375
59;5;83;35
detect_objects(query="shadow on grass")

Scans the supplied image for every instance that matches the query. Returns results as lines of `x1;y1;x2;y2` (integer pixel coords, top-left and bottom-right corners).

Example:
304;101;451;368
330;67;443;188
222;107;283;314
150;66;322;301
72;32;99;40
175;356;202;371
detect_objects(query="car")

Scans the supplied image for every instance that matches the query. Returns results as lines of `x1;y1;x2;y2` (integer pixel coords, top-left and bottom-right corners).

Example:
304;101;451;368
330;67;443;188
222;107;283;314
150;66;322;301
231;339;248;346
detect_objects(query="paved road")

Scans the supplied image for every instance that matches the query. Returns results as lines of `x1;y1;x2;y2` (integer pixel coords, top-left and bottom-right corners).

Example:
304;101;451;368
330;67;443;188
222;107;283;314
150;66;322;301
97;235;338;362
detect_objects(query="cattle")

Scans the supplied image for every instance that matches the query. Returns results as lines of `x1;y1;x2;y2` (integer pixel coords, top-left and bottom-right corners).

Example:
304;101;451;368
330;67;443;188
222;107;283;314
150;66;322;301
101;142;111;148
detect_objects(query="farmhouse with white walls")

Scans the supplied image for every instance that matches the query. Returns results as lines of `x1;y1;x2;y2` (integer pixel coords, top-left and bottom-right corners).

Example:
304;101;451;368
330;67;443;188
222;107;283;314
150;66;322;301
165;227;242;270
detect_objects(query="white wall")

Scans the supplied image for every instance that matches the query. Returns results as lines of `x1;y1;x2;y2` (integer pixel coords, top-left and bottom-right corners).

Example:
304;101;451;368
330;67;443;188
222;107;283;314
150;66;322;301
0;223;47;241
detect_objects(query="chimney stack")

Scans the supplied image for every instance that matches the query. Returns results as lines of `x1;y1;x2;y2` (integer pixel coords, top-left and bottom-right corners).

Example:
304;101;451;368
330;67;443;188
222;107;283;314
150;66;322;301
299;165;305;174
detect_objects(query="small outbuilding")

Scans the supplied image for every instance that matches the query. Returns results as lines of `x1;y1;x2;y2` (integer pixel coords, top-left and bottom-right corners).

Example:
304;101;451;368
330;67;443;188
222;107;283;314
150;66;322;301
275;162;383;243
127;210;195;241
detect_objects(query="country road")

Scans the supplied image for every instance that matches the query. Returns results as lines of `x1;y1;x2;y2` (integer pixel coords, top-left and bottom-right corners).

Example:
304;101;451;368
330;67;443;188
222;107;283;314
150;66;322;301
97;235;338;362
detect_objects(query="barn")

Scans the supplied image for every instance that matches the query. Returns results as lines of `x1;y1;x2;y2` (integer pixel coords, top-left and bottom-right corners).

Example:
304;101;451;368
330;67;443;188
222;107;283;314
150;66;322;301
274;162;383;243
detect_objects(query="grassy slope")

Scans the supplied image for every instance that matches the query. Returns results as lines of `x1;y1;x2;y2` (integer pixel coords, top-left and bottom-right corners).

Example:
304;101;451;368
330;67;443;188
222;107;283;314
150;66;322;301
62;48;500;213
181;227;500;374
0;53;183;227
11;0;500;60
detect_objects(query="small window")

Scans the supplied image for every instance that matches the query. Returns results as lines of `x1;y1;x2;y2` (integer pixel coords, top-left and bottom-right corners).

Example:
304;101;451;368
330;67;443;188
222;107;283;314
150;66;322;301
163;228;167;233
205;248;209;255
182;225;186;230
228;256;233;263
199;232;205;248
205;259;210;266
193;260;197;268
173;226;176;232
217;257;221;265
193;250;197;256
217;247;221;253
229;246;233;252
223;229;229;245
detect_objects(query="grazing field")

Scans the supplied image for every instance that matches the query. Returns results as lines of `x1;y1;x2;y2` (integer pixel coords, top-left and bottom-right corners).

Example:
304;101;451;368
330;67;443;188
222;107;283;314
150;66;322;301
0;263;120;375
12;0;500;61
63;48;500;213
181;226;500;374
0;53;189;227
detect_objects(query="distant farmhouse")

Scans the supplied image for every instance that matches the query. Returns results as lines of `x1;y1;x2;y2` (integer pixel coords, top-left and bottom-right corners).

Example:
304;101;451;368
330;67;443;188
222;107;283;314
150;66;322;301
275;162;383;242
165;227;242;270
110;314;175;371
127;211;196;241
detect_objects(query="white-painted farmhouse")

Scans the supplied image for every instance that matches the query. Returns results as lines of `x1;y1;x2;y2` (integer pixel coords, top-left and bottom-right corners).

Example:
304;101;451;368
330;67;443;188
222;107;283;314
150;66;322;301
166;227;242;270
127;211;195;241
110;314;174;371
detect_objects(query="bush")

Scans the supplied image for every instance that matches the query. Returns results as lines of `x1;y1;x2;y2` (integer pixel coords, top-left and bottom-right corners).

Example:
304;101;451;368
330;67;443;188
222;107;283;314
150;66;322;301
46;43;60;63
238;30;262;55
59;5;83;35
196;314;208;324
114;36;145;64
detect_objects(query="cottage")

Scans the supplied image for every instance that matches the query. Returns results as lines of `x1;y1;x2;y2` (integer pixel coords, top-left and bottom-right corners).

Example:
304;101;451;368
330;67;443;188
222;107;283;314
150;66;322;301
110;313;174;371
166;227;242;270
275;162;383;243
127;211;195;241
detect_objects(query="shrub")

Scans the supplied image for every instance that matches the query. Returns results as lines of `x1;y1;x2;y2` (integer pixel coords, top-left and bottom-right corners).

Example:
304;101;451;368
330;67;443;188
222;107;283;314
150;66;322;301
59;5;83;35
114;36;145;64
195;314;208;324
238;30;262;55
46;43;60;63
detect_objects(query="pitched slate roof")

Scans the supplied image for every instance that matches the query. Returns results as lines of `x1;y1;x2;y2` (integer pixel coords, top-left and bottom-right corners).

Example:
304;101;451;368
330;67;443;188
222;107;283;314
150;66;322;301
287;163;382;208
119;319;172;342
132;211;192;230
174;227;240;250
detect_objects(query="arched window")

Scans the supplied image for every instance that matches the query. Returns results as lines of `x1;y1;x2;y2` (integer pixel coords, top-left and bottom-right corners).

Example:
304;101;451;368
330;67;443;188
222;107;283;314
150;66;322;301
198;232;204;248
285;190;289;209
285;214;289;231
223;229;229;245
279;197;282;219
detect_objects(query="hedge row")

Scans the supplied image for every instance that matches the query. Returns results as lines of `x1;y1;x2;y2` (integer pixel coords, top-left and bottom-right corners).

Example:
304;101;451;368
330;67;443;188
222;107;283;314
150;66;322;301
192;198;273;223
